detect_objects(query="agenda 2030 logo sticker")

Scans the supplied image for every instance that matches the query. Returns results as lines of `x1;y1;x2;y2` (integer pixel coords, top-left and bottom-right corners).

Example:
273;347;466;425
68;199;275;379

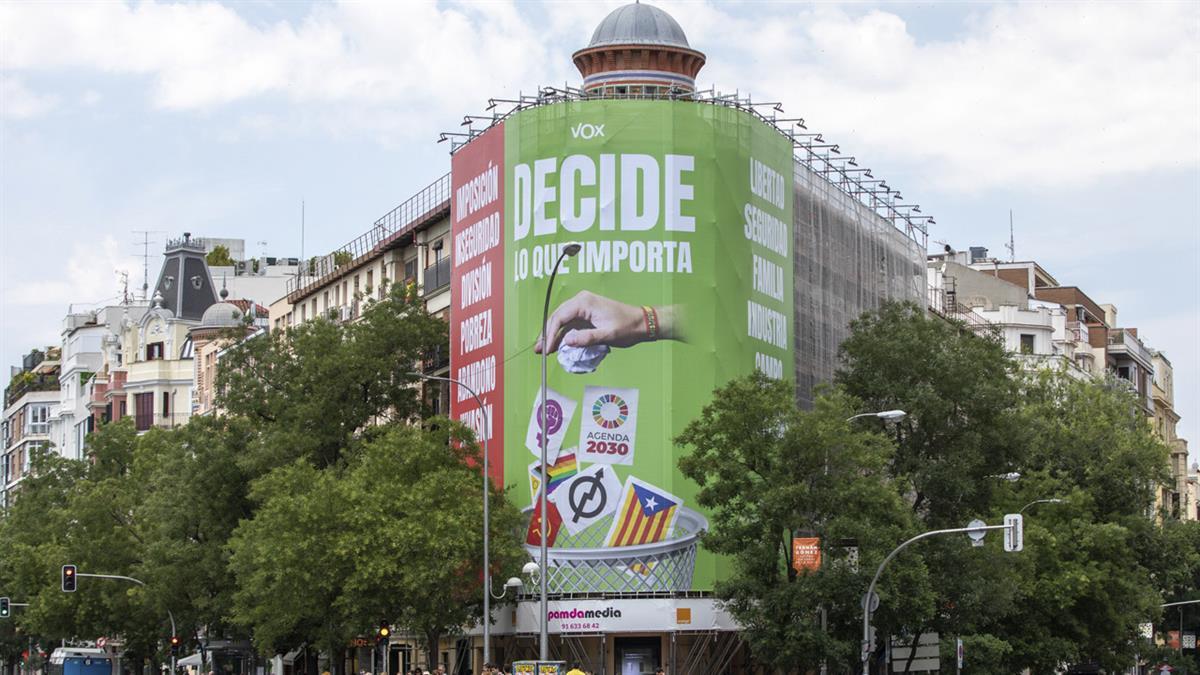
591;393;629;429
578;386;639;466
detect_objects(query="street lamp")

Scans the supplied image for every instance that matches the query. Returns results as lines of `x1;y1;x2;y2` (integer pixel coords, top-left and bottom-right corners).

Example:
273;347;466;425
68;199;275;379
409;371;494;665
846;410;907;423
538;242;581;660
1019;498;1064;514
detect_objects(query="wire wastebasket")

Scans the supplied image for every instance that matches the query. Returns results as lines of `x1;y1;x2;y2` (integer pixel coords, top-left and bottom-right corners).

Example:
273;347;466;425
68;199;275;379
523;506;709;593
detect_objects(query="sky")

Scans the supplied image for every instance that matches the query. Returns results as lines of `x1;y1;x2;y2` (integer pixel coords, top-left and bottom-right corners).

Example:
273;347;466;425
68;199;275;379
1;1;1197;463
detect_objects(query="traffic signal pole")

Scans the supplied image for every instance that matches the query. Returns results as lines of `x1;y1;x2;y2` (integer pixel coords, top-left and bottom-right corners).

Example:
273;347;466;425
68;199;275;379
73;573;178;673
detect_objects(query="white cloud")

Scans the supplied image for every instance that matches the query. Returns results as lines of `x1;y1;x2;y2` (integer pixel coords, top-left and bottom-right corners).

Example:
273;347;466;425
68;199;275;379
3;1;1194;190
0;76;58;119
2;236;131;307
700;2;1200;191
0;0;564;135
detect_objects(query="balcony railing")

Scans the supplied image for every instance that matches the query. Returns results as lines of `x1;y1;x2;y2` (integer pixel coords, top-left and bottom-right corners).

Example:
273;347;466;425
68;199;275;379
927;285;992;331
287;173;451;302
423;257;452;295
1108;328;1153;367
4;374;59;408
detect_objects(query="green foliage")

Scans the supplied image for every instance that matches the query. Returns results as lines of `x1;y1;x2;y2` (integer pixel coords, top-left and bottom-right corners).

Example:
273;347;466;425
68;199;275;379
836;302;1026;525
0;281;462;671
680;302;1195;673
206;245;235;267
984;372;1190;671
333;251;352;268
677;374;923;670
228;421;525;668
216;282;447;472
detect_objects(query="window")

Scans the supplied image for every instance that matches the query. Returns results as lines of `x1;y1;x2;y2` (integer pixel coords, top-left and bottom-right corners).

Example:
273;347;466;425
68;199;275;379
146;342;165;360
26;404;49;435
118;400;127;419
366;270;374;292
1117;365;1131;381
162;391;171;418
134;393;154;431
404;257;418;282
1019;334;1035;354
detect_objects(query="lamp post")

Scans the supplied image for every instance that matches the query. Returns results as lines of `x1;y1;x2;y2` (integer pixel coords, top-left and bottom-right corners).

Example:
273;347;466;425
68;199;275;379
1019;498;1064;514
860;522;1013;672
846;410;907;423
409;372;493;666
539;243;581;661
809;410;904;675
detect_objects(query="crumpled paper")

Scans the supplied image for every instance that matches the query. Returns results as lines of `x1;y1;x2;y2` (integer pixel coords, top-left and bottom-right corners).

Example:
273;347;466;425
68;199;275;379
556;330;610;373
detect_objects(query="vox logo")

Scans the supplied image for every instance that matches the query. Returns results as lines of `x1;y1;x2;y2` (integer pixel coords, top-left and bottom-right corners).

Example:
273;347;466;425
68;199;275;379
571;123;605;140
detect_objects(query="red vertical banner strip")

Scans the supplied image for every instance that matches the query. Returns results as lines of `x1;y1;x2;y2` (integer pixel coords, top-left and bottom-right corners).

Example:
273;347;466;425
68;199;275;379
450;124;506;487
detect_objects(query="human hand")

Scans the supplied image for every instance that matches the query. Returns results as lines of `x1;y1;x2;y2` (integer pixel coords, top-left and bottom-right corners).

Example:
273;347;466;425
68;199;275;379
534;290;651;354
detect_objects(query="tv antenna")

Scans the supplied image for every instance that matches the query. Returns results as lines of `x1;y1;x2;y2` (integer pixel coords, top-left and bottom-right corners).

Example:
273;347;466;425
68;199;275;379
117;271;130;304
1005;210;1015;262
131;230;165;300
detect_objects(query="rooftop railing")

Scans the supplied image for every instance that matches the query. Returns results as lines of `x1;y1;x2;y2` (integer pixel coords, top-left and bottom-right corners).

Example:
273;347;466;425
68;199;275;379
286;173;452;302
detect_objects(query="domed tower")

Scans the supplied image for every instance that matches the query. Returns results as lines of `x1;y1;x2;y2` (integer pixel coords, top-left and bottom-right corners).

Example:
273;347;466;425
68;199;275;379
572;2;706;96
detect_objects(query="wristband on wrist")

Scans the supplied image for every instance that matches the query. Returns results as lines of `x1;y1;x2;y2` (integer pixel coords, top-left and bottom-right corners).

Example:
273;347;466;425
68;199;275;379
642;305;659;341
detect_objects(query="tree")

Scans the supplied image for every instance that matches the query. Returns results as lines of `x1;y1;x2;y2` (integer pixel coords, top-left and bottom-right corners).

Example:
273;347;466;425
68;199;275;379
982;371;1188;672
131;415;256;671
677;374;923;671
340;423;525;669
217;282;447;473
833;302;1029;669
206;245;235;267
836;302;1026;525
228;421;525;671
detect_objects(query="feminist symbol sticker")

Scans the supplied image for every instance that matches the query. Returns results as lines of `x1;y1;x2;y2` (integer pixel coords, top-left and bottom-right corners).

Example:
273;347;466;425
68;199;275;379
549;464;622;535
525;388;577;464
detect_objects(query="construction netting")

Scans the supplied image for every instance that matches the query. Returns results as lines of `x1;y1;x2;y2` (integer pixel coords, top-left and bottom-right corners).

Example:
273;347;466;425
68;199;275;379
791;159;927;407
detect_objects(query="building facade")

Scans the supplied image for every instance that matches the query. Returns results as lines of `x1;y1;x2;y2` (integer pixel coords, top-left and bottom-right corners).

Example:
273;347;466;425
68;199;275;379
2;349;60;508
927;247;1193;521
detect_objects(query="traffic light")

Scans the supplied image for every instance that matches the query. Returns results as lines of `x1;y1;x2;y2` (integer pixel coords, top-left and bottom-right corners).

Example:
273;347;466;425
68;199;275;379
377;621;390;642
0;597;10;618
169;636;181;656
61;565;77;592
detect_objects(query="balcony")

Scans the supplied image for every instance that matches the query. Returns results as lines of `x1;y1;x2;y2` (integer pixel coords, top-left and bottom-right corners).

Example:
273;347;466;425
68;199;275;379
1108;328;1154;369
423;257;452;295
4;373;59;408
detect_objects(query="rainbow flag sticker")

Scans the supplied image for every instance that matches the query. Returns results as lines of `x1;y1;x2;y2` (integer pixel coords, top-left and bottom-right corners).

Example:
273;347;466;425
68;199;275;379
528;451;579;500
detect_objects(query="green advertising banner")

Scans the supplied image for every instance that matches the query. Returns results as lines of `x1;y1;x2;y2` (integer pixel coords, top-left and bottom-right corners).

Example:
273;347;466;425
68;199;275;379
500;100;793;593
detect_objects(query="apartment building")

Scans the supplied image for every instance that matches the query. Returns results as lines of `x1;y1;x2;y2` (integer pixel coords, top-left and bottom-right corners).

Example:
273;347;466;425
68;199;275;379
2;349;60;508
272;174;454;412
928;246;1192;519
190;294;269;417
